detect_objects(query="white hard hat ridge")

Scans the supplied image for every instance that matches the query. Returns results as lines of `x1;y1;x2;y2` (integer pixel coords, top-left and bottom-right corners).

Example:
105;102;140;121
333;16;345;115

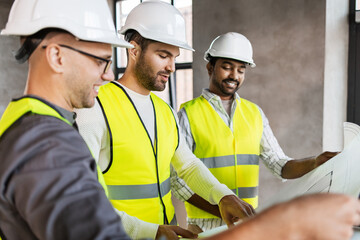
120;1;194;51
204;32;256;67
1;0;133;48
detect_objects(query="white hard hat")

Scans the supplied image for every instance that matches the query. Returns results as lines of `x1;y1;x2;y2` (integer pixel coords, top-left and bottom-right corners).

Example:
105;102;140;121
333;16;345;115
1;0;133;48
119;1;194;51
204;32;256;67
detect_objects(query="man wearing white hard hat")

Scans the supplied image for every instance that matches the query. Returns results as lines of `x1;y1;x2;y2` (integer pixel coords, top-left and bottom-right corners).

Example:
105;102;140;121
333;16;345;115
76;2;257;240
0;0;132;239
177;32;338;232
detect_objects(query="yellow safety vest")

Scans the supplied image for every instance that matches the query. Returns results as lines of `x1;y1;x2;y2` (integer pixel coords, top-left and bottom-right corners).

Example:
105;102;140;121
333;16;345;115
97;82;178;225
182;96;263;219
0;96;108;196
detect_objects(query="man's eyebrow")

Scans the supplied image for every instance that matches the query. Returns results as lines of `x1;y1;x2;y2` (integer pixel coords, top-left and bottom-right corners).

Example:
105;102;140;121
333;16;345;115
156;49;180;58
103;55;112;60
222;60;246;68
96;54;112;60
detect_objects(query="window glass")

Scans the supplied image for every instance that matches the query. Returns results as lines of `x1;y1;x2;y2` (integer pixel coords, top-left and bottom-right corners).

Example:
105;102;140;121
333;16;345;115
176;69;193;111
175;0;193;63
115;1;140;68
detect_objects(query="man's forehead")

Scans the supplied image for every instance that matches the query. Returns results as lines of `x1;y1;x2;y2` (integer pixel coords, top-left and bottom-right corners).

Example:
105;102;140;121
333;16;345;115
40;32;75;46
218;58;247;68
44;33;111;49
148;41;180;57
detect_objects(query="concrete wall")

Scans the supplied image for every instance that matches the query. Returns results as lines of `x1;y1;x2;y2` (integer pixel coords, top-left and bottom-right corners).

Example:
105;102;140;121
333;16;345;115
193;0;328;205
0;0;27;116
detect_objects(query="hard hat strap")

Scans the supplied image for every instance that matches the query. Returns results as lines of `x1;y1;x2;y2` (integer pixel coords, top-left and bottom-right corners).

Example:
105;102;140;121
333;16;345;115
14;29;51;64
124;30;136;42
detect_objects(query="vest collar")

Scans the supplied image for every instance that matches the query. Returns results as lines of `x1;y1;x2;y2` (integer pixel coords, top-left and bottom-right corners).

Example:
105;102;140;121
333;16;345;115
14;95;76;125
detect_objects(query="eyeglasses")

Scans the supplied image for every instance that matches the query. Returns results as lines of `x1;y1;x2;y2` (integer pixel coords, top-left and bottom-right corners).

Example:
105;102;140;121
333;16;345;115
42;44;112;74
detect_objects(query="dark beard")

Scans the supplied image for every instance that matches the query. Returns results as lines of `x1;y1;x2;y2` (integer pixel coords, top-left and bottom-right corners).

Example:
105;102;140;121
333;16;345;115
134;54;169;91
212;78;240;97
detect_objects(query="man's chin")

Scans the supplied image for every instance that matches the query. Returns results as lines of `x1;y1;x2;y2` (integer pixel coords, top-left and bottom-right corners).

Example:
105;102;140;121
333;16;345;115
221;89;237;97
79;99;95;109
151;84;166;92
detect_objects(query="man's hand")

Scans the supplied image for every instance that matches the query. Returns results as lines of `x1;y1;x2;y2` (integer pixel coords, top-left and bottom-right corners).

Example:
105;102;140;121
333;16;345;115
261;193;360;240
219;195;255;227
187;224;203;235
282;151;340;179
203;194;360;240
156;225;198;240
314;151;339;167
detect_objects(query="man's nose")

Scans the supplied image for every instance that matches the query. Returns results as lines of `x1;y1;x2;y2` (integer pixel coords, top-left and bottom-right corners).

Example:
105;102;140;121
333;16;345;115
165;60;176;73
229;69;240;80
102;68;115;82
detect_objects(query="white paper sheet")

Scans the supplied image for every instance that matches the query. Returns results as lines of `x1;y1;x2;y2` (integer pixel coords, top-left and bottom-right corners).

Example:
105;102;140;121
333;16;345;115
344;122;360;148
181;226;360;239
257;122;360;211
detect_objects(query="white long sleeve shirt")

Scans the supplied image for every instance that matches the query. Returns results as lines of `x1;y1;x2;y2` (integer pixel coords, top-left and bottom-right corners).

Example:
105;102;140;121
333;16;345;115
176;88;292;231
75;82;234;239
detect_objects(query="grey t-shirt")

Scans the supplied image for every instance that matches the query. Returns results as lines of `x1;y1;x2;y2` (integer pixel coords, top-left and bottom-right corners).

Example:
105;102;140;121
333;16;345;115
0;98;130;240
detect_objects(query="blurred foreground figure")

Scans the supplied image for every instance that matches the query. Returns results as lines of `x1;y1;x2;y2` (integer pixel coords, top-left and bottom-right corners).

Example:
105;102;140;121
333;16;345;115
205;194;360;240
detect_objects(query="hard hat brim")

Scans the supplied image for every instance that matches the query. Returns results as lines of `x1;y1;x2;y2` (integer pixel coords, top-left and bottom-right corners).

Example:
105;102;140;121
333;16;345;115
205;52;256;67
119;28;194;51
1;24;133;48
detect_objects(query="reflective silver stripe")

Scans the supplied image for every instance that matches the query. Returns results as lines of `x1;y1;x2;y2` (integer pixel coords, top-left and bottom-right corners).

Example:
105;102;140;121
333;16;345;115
231;186;258;198
160;177;171;198
107;177;171;200
236;154;259;165
201;154;259;169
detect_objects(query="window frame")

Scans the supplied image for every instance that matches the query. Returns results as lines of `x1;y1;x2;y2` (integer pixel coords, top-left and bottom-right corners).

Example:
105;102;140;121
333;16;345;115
348;0;360;123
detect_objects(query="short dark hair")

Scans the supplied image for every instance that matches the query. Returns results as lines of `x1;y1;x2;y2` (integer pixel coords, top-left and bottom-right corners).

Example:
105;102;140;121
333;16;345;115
207;56;219;67
124;30;155;52
207;56;248;68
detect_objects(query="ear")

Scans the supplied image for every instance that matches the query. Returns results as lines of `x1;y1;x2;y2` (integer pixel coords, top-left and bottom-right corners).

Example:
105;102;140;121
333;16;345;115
44;44;65;73
206;62;214;76
128;40;141;62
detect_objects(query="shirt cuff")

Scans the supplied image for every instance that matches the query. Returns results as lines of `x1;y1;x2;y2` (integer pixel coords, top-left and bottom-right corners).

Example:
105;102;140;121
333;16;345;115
274;158;291;180
171;174;195;201
209;183;237;205
135;222;159;240
115;208;159;239
173;185;194;201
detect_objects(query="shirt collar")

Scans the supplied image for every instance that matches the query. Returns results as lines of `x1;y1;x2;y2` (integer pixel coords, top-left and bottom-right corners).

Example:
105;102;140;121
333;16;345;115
57;106;76;125
20;95;77;125
201;88;241;103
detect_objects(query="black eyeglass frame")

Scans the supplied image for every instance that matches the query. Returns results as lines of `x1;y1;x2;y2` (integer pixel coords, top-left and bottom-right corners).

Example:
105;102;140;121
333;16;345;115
42;44;112;73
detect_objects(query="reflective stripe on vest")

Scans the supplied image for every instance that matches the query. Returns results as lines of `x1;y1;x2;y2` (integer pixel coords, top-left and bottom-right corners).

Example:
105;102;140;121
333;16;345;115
202;154;259;199
97;82;178;225
107;177;170;200
182;96;263;219
201;154;259;168
0;97;108;197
